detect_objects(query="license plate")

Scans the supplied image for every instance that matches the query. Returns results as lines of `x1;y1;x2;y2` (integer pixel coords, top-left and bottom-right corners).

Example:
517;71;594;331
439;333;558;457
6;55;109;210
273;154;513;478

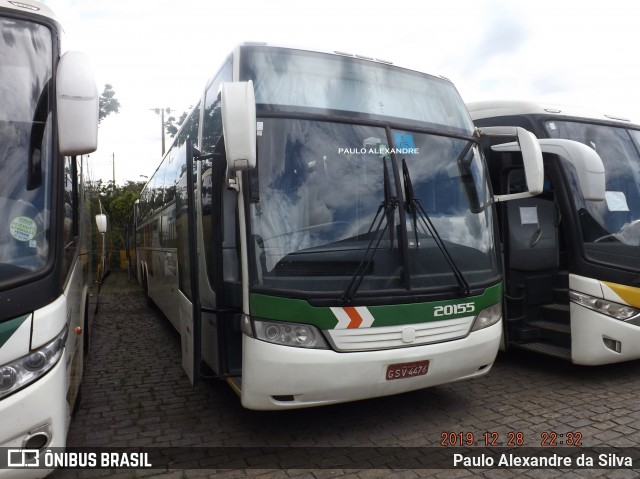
386;360;430;381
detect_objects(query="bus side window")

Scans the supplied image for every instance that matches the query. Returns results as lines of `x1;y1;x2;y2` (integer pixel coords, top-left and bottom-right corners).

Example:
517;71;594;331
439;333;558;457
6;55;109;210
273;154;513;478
201;60;232;294
63;156;77;242
62;155;79;277
201;59;231;156
201;160;215;283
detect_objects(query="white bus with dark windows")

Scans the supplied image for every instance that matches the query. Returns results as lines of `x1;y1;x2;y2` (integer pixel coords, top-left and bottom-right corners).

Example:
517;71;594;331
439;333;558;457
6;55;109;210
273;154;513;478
468;100;640;365
134;43;545;410
0;0;99;475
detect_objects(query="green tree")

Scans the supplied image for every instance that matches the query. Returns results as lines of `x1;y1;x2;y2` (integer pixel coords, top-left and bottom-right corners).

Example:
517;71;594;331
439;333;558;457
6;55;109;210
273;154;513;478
166;109;189;138
99;84;121;124
93;180;145;268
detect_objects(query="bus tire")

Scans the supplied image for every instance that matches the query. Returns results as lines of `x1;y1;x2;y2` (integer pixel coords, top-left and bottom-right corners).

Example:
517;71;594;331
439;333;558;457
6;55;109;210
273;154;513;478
142;269;152;307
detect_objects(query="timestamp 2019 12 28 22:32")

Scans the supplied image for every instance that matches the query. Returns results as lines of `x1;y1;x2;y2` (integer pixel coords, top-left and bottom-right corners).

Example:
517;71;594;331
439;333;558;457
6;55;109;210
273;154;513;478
440;431;584;447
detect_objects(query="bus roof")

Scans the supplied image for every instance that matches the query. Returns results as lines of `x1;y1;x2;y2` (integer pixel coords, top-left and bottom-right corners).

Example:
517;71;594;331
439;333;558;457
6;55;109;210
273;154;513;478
237;41;393;65
467;100;638;127
235;42;452;84
0;0;58;22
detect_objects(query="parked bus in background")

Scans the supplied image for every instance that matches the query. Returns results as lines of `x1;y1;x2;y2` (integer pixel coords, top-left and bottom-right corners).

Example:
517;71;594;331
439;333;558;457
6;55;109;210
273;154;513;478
468;100;640;365
0;0;99;473
135;43;544;410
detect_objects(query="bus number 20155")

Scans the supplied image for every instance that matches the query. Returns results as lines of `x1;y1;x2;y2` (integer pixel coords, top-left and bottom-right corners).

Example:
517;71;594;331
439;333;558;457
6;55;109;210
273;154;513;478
434;303;475;317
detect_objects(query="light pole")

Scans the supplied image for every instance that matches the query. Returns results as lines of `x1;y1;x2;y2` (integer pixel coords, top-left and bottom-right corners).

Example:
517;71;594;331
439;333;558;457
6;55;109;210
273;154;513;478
150;107;172;156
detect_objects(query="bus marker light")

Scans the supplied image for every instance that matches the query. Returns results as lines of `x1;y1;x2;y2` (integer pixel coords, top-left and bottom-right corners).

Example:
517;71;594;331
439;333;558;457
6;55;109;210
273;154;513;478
8;1;39;11
75;327;82;335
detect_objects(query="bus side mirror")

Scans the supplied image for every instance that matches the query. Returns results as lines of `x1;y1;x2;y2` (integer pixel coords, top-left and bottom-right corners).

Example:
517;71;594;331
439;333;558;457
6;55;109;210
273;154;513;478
490;139;606;202
478;126;544;202
56;51;99;156
221;80;256;171
95;214;107;234
537;139;605;201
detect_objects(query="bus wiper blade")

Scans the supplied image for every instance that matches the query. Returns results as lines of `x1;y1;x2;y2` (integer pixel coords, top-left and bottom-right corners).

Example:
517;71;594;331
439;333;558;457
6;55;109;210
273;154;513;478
402;159;470;296
341;158;398;304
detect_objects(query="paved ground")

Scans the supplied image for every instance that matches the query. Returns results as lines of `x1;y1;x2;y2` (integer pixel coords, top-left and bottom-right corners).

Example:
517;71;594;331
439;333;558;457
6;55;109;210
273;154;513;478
49;271;640;479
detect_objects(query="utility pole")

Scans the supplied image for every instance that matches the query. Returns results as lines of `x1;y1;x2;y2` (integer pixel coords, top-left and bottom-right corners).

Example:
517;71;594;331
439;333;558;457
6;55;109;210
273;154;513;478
150;107;172;156
112;152;115;187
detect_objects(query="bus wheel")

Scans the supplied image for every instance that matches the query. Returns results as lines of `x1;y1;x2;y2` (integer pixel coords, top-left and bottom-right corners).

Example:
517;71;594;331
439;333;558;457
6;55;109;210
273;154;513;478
143;271;152;307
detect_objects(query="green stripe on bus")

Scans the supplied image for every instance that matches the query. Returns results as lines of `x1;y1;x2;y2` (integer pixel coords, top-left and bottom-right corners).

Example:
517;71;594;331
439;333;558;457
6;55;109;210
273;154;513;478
249;294;338;329
0;314;30;349
249;282;503;329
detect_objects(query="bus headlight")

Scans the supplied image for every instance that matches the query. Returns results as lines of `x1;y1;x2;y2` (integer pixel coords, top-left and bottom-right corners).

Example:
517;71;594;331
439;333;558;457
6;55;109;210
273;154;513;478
470;303;502;332
570;291;640;322
0;326;67;400
243;315;329;349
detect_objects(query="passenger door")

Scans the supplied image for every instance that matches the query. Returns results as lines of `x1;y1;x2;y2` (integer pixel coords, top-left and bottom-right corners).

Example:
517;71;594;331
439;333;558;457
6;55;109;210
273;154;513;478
175;141;201;385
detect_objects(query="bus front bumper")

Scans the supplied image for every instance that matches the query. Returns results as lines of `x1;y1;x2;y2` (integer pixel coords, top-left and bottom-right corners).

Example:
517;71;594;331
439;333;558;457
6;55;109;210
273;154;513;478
240;320;501;410
571;303;640;365
0;356;66;478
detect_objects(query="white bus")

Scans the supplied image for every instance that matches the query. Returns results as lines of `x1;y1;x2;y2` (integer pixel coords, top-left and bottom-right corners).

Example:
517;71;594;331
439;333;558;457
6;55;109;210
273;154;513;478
135;43;544;410
0;0;98;474
468;100;640;365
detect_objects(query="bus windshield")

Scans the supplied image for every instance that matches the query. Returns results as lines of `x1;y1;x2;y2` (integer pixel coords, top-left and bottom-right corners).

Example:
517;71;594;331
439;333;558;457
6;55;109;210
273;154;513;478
248;118;499;298
240;45;474;135
545;121;640;268
0;17;53;282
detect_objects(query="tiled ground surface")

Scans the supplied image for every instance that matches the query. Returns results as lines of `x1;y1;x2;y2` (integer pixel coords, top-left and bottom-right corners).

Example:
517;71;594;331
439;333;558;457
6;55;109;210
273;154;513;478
49;271;640;478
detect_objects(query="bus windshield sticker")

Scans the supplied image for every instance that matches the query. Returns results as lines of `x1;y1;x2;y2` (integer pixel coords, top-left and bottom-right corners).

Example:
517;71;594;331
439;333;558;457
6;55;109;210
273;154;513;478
362;137;388;158
9;216;37;242
519;206;538;225
393;132;417;154
605;191;630;212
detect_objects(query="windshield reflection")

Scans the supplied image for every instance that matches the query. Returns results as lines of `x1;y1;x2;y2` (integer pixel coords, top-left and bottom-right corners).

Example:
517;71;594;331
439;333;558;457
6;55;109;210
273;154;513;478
546;121;640;245
0;18;52;281
249;118;499;296
241;46;474;135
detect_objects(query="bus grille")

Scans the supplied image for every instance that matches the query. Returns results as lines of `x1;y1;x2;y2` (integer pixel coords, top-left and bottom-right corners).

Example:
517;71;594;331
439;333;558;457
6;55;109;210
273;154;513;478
326;316;475;351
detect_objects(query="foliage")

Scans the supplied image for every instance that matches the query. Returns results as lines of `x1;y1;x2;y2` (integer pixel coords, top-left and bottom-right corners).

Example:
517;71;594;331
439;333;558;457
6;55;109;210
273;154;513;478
91;180;145;267
99;84;121;124
165;109;189;138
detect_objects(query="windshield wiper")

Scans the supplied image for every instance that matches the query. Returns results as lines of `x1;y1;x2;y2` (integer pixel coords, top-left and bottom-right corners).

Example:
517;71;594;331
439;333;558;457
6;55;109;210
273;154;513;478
341;158;398;304
402;159;471;296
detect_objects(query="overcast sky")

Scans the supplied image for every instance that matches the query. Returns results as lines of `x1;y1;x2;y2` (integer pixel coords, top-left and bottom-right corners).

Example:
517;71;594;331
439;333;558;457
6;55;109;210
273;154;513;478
42;0;640;185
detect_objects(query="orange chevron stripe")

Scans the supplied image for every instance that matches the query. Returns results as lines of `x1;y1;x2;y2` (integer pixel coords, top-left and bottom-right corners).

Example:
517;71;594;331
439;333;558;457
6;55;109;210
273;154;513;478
343;306;363;329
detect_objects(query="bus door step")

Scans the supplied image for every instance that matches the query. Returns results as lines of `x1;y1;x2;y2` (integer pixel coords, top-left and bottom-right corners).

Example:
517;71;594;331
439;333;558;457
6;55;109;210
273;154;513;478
528;320;571;335
540;303;570;323
514;342;571;361
553;287;569;304
225;376;242;396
